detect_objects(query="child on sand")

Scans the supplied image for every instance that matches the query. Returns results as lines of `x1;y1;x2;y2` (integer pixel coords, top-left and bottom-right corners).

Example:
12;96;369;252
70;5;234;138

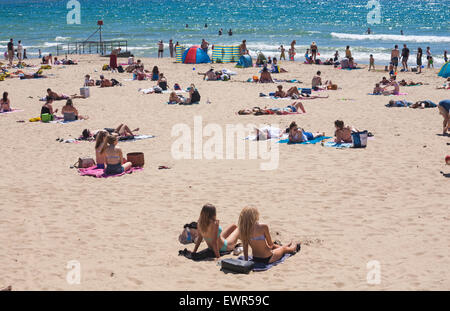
192;204;240;259
238;206;300;264
373;83;383;94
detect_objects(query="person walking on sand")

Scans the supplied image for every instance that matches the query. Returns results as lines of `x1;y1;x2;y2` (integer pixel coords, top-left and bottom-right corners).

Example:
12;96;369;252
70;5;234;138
169;39;174;58
416;47;423;74
401;44;410;71
158;40;164;58
7;39;14;67
279;45;286;60
426;47;432;69
17;40;23;63
110;47;120;72
369;54;375;71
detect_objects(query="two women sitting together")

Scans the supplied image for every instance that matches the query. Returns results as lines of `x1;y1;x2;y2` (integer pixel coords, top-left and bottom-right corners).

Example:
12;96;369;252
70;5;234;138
94;130;133;175
168;84;201;105
40;97;88;121
191;204;301;264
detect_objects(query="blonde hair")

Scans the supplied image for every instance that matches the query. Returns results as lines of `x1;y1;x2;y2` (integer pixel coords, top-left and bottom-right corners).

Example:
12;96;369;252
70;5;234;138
101;134;117;153
238;207;259;246
198;203;216;234
95;130;108;150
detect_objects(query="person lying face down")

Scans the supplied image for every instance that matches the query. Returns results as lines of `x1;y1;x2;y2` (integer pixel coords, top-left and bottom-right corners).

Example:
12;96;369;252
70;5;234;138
238;206;300;264
334;120;352;143
192;203;240;259
100;75;112;87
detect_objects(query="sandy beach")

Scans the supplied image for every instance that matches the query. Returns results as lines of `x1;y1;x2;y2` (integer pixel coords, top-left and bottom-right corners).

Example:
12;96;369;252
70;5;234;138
0;54;449;291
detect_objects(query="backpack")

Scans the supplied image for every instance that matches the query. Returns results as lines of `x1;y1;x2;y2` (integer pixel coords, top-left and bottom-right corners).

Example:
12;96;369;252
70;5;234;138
178;222;198;244
117;65;124;73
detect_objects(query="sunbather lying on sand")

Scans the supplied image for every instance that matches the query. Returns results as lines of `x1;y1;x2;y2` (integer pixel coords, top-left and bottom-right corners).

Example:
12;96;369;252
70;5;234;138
99;75;121;87
254;126;284;140
274;85;301;98
46;88;84;100
192;203;240;259
81;124;140;140
19;69;46;79
288;121;324;143
399;79;423;86
238;102;306;115
169;91;185;104
436;78;450;90
239;206;300;264
334;120;352;143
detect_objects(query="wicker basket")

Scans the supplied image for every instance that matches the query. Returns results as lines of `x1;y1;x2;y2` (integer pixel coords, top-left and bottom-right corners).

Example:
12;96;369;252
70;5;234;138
127;152;144;167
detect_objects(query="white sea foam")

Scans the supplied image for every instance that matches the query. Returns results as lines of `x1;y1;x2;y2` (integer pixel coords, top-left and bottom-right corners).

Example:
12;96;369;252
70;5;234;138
55;36;70;41
331;32;450;43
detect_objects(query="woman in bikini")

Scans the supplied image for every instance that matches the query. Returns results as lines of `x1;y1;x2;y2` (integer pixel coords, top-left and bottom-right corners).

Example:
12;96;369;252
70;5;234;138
94;130;108;169
101;135;132;175
259;66;274;83
274;85;301;98
0;92;11;112
60;99;88;120
192;203;240;259
40;97;58;119
288;121;324;143
334;120;352;143
239;206;300;264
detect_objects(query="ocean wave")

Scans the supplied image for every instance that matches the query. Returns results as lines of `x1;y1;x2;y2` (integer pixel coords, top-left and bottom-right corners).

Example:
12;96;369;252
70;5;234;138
331;32;450;43
55;36;70;41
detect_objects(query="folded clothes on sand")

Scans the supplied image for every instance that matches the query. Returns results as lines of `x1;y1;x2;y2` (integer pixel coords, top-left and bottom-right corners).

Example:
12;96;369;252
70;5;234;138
178;248;231;261
78;166;143;178
237;254;292;271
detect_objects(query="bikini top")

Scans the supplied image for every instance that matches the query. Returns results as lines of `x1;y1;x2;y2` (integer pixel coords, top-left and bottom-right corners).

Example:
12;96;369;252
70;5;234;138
204;226;222;241
251;234;265;241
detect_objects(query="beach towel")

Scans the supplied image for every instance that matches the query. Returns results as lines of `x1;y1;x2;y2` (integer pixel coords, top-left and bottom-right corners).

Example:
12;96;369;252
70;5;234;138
62;134;155;144
178;248;231;261
78;166;143;178
323;141;353;148
237;254;292;272
278;136;331;144
385;100;413;107
50;119;82;124
0;109;23;114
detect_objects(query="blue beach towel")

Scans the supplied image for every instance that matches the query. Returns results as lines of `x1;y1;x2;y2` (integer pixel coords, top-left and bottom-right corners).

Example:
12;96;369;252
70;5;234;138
238;254;292;272
278;136;331;145
324;141;352;148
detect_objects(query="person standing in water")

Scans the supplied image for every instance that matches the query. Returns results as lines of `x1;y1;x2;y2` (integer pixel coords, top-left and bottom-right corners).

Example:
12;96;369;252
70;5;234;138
444;50;448;63
367;27;371;34
310;41;318;62
400;30;404;35
279;45;286;60
157;40;164;58
391;44;400;71
401;44;410;71
228;29;233;36
218;28;223;36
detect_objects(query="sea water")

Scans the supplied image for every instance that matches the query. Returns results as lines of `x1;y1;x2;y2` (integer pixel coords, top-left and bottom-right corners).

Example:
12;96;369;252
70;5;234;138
0;0;448;65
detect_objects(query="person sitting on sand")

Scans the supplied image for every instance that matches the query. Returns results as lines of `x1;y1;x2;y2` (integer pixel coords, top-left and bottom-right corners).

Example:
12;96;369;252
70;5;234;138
380;77;390;85
382;76;400;95
0;92;11;112
151;66;159;81
100;134;132;175
259;66;274;83
373;83;383;94
348;57;358;69
399;79;423;86
271;58;287;73
438;99;450;135
238;206;300;264
40;96;58;119
201;68;218;81
94;130;108;169
158;73;168;90
288;121;323;143
334;120;352;143
60;99;88;121
84;74;95;87
168;91;184;104
184;85;201;104
274;85;301;98
192;203;240;259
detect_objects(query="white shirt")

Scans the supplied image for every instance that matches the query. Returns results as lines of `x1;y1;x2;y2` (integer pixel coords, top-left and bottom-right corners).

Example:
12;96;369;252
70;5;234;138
17;43;23;53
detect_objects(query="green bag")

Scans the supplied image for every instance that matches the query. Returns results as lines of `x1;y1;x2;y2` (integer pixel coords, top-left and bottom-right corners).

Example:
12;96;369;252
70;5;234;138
41;113;53;123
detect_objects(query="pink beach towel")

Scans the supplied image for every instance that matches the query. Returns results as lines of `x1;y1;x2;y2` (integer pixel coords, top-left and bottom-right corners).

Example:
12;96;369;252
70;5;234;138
78;166;143;178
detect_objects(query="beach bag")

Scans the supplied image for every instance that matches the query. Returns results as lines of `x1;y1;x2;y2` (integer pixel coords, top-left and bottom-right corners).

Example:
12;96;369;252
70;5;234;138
77;157;95;168
126;152;145;167
327;84;338;90
301;88;312;94
178;222;199;244
351;130;368;148
40;113;53;123
102;64;110;71
174;83;181;90
221;258;254;274
117;65;124;73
